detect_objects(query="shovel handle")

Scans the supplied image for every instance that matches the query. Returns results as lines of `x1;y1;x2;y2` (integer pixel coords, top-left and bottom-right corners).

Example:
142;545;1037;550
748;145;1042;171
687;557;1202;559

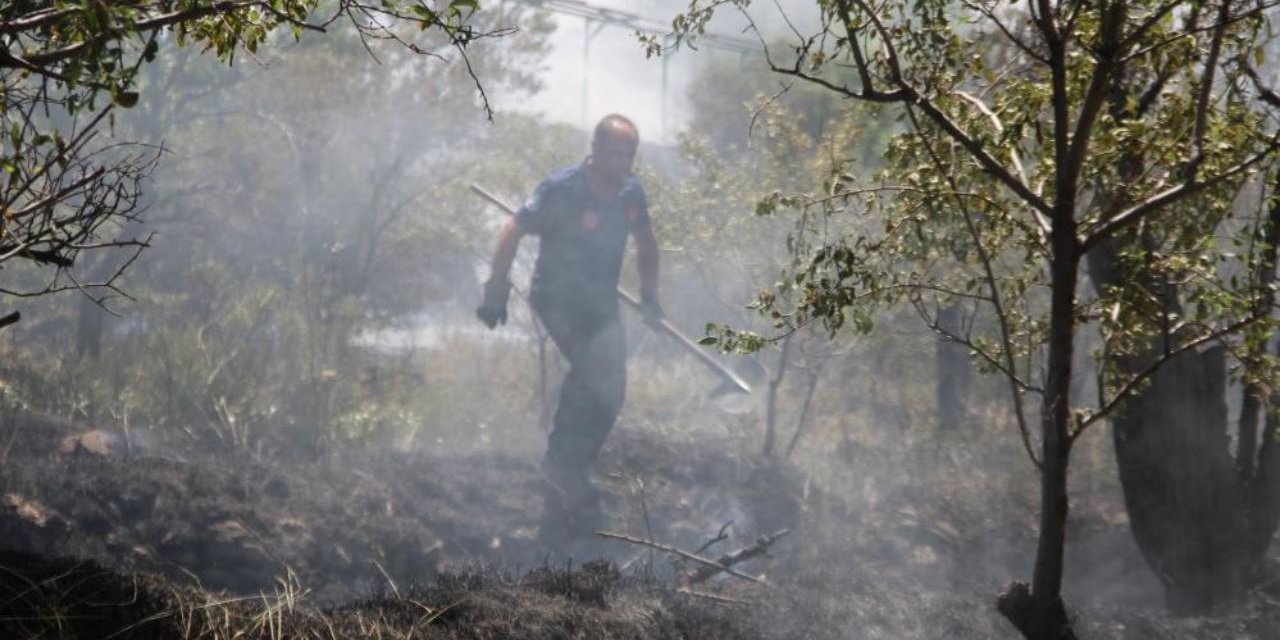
470;183;753;395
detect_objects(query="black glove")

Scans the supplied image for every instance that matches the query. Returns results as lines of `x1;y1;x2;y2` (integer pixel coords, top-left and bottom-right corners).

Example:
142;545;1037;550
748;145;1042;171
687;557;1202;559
476;278;511;329
639;289;664;328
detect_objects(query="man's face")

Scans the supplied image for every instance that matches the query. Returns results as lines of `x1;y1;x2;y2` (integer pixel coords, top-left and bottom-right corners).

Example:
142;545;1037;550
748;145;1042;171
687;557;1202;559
591;129;638;184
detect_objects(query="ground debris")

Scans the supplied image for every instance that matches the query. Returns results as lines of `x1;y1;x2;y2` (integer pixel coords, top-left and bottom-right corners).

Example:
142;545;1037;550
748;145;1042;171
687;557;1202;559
0;549;776;640
597;530;767;585
5;421;1280;638
687;529;790;585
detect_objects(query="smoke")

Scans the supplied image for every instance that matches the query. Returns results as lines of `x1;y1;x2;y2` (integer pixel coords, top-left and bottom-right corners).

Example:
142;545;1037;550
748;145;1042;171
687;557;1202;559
496;0;825;144
0;1;1231;636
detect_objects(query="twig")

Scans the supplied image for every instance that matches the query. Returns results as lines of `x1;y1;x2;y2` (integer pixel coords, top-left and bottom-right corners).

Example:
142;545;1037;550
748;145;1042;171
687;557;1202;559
637;478;655;576
694;520;734;556
372;560;402;602
595;531;767;585
687;529;790;585
675;587;749;606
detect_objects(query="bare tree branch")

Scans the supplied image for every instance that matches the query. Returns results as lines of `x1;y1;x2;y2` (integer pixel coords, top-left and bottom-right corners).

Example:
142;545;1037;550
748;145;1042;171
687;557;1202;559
905;103;1043;469
1185;0;1234;182
1077;315;1265;434
1081;136;1280;251
596;531;769;585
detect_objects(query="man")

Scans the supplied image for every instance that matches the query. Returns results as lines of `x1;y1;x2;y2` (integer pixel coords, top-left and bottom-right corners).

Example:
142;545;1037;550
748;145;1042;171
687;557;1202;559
476;114;661;531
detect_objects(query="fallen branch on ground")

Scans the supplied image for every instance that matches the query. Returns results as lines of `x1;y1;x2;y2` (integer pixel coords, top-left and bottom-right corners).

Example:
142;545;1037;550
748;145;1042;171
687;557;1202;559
687;529;790;585
676;587;749;605
595;530;767;585
694;520;734;556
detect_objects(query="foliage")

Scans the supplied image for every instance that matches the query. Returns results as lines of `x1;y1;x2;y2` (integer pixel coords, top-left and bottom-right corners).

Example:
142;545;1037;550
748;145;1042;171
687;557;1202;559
647;55;897;455
686;1;1280;400
0;3;563;452
658;0;1280;636
0;0;506;319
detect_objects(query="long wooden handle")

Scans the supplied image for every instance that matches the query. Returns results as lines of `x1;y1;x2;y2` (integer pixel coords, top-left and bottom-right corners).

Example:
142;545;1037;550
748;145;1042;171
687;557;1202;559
470;183;753;395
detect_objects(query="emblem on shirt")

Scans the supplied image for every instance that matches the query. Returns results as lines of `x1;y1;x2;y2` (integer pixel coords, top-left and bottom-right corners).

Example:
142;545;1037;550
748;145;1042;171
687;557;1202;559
626;206;642;223
580;210;600;231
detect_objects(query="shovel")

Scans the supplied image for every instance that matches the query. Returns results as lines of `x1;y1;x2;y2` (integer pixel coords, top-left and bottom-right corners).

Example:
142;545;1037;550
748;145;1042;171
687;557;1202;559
470;183;760;399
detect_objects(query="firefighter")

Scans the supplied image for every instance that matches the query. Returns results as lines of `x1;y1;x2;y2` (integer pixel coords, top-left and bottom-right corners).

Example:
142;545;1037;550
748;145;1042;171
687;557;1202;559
477;114;661;531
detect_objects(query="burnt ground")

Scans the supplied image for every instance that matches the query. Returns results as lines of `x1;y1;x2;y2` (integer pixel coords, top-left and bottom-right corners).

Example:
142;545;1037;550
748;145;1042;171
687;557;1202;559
3;413;1280;639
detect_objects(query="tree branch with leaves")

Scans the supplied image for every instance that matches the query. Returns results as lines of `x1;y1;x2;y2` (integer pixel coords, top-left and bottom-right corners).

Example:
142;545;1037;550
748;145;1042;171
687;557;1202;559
659;0;1280;636
0;0;505;329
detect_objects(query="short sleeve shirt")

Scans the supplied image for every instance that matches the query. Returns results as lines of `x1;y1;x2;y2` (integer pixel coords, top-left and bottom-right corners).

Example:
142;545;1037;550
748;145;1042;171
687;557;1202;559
516;161;650;305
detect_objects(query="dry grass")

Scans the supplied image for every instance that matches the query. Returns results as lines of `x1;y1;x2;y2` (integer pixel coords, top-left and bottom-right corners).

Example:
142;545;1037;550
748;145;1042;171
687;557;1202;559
5;389;1280;638
0;550;787;640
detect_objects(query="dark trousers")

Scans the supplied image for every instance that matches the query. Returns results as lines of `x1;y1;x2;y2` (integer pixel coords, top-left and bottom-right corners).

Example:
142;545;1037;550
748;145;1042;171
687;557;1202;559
532;294;626;499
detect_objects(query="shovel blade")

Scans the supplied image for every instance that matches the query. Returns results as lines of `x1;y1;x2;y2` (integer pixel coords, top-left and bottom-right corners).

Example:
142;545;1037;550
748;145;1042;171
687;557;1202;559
707;356;767;414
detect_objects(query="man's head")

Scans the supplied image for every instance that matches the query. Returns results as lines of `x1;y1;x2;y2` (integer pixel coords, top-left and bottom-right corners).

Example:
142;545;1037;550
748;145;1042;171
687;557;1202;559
589;114;639;185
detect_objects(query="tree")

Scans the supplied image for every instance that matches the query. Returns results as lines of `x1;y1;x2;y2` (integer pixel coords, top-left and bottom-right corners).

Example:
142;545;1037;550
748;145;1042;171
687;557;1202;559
648;53;897;456
0;0;502;328
677;49;971;436
0;1;561;454
88;4;547;446
660;1;1280;638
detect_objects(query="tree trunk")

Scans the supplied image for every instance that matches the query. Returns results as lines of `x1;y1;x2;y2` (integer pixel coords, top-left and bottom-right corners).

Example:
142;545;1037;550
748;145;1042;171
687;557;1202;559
1244;172;1280;560
1110;347;1253;613
762;332;794;458
1250;381;1280;559
75;294;105;360
1083;167;1280;614
1088;235;1257;613
784;367;822;459
936;303;970;430
998;216;1079;640
73;250;120;360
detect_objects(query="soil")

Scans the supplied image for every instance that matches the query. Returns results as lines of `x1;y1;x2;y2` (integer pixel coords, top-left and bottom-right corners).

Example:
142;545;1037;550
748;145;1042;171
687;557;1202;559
4;411;1280;639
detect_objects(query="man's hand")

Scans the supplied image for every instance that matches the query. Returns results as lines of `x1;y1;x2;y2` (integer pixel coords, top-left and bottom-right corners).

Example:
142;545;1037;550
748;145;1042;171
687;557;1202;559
476;278;511;329
640;289;664;328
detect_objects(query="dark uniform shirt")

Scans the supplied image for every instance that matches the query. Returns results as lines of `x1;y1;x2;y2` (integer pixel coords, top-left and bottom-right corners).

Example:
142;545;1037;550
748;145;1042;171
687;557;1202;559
515;160;650;312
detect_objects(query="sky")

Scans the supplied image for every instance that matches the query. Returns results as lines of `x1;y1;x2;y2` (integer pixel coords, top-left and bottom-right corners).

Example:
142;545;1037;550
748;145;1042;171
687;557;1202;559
492;0;816;145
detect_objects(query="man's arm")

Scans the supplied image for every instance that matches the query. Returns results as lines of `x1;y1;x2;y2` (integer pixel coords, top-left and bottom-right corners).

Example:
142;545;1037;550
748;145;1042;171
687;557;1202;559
477;218;524;328
634;223;661;322
487;217;524;283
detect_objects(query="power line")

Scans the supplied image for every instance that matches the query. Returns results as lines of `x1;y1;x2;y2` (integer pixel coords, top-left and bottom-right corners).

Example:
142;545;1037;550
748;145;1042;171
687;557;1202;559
507;0;759;133
514;0;759;54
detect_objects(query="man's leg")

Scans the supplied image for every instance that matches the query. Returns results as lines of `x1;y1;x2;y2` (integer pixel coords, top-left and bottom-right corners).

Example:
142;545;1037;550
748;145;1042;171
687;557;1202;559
544;315;626;478
536;305;626;530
